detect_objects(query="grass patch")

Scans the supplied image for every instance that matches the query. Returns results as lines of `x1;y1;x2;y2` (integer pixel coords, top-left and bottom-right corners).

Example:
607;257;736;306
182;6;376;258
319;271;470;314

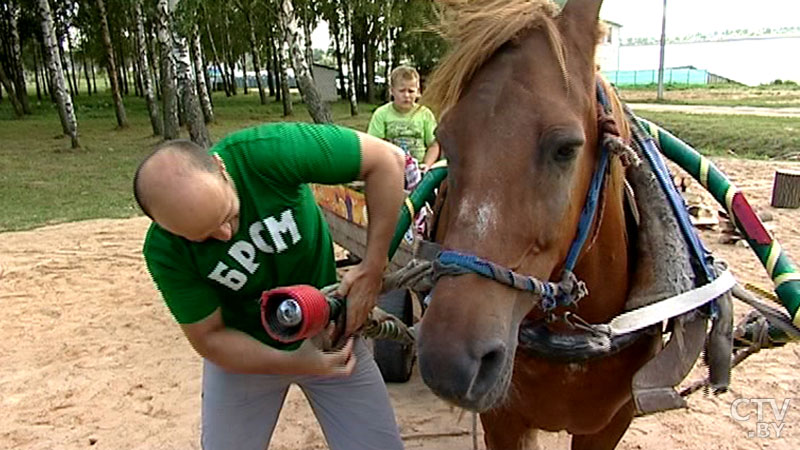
0;92;378;232
1;90;797;232
618;83;800;108
636;110;800;159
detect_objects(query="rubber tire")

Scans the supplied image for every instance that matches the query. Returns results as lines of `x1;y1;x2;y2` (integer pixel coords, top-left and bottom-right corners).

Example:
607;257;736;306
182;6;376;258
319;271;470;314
373;289;415;383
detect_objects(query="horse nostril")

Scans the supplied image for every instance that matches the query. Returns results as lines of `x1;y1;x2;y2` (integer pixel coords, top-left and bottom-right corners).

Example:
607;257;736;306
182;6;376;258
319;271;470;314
481;345;504;369
469;340;507;399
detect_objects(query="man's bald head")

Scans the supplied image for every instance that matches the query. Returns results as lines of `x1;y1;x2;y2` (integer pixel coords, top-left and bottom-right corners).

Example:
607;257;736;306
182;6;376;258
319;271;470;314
133;139;218;219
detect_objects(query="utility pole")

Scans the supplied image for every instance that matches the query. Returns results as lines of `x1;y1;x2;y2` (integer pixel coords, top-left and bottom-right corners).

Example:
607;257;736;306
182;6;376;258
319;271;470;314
657;0;667;101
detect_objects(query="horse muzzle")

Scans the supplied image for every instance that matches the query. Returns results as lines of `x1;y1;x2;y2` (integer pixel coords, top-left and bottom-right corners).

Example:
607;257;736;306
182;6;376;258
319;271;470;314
417;320;515;412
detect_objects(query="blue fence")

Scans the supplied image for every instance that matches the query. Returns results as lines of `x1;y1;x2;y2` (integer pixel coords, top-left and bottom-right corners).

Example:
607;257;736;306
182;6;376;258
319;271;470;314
601;68;710;86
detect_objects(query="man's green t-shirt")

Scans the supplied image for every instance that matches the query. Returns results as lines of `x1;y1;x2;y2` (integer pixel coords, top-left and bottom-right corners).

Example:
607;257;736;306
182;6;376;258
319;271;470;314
367;103;436;162
143;123;362;349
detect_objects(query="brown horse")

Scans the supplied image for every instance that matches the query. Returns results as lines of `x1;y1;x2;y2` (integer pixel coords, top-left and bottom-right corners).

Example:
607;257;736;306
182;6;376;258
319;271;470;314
417;1;660;448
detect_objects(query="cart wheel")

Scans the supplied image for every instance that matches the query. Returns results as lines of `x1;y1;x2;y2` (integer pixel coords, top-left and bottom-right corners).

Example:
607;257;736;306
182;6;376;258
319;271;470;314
374;289;415;383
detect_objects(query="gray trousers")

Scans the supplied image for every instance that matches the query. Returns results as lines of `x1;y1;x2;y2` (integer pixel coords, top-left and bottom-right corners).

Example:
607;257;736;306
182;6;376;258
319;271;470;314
201;337;404;450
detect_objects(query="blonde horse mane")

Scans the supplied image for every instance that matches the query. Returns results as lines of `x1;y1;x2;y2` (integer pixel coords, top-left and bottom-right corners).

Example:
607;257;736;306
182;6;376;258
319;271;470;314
422;0;625;138
423;0;566;115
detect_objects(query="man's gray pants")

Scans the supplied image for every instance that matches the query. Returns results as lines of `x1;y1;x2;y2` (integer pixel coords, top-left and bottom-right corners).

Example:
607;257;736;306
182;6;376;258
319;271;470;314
201;337;404;450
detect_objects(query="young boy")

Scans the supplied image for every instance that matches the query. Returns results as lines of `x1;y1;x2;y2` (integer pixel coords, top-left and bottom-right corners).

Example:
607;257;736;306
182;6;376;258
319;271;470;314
368;66;440;180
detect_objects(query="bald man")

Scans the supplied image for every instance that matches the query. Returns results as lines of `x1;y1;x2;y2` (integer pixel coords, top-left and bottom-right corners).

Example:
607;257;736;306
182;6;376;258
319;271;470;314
134;123;406;450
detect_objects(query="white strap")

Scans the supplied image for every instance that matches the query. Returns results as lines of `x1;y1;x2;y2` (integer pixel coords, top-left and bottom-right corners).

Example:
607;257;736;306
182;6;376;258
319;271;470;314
609;270;736;335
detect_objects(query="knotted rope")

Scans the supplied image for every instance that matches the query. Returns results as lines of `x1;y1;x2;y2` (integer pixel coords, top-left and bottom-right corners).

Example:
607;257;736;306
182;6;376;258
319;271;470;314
317;259;436;345
433;250;588;311
596;101;641;168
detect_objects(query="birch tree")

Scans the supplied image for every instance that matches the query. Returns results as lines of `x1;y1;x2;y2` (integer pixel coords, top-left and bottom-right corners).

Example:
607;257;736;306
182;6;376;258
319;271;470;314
134;0;162;135
190;22;214;123
37;0;79;148
201;5;229;97
96;0;128;128
170;1;211;148
0;63;24;118
156;0;180;139
5;1;31;114
277;40;293;116
279;0;331;123
237;1;267;105
342;5;358;116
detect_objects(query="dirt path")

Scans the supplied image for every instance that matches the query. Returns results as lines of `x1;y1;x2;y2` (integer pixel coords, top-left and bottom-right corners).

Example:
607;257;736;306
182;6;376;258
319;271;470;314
1;157;800;449
628;103;800;117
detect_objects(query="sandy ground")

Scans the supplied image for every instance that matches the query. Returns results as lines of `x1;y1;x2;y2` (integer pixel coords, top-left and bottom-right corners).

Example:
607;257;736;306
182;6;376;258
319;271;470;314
2;157;800;450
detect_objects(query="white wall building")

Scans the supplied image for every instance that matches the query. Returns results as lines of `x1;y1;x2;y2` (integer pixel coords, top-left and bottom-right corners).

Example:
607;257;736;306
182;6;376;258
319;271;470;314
596;20;623;72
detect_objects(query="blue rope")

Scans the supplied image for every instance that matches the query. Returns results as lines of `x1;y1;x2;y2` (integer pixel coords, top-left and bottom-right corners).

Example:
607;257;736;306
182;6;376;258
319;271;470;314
564;146;609;272
435;250;587;310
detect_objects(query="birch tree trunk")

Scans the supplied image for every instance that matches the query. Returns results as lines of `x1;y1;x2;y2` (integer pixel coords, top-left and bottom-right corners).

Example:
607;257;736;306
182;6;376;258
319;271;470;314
384;28;393;102
265;39;275;97
331;14;346;100
34;48;43;100
132;53;142;97
90;61;97;94
0;64;24;117
279;0;331;123
191;23;214;123
271;37;282;102
82;51;92;97
96;0;129;128
241;54;248;95
118;46;129;95
302;13;314;76
156;0;180;139
365;20;376;104
203;18;228;96
134;0;162;135
38;36;55;102
37;0;79;148
343;6;358;116
277;41;292;116
170;0;211;148
223;10;237;95
8;2;32;114
244;14;267;105
66;30;79;96
58;39;75;98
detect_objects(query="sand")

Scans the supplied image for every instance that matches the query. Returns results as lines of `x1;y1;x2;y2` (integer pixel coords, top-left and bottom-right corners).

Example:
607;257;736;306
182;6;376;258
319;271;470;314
1;157;799;449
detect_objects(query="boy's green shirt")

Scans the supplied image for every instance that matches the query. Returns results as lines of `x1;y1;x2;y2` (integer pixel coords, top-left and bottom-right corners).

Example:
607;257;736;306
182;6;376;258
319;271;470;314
367;103;436;162
143;123;362;349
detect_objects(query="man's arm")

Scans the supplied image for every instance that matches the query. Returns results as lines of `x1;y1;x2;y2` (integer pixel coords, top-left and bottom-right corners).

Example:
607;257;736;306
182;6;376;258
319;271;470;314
181;308;356;376
337;132;405;335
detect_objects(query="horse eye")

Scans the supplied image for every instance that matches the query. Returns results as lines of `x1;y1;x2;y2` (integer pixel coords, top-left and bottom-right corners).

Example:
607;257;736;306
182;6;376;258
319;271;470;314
554;144;579;162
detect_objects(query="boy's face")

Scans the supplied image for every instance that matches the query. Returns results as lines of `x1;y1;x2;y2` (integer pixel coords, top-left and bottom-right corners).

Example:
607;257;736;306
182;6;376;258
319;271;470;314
391;77;419;112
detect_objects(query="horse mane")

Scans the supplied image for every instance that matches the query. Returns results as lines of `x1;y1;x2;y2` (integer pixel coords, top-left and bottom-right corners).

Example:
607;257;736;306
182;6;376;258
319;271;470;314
423;0;565;115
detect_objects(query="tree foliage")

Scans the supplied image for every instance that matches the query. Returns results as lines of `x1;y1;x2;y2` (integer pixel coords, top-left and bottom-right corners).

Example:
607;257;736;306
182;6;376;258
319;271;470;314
2;0;448;139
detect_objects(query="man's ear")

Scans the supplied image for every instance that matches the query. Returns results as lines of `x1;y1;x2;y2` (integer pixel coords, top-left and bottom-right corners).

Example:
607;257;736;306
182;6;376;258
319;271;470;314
212;153;227;175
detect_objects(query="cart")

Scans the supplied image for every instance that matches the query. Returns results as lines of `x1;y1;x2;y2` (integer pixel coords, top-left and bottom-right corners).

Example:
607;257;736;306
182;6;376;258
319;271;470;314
312;182;424;382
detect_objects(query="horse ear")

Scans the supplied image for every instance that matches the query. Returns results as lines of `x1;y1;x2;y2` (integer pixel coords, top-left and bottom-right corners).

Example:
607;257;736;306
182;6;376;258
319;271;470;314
560;0;604;33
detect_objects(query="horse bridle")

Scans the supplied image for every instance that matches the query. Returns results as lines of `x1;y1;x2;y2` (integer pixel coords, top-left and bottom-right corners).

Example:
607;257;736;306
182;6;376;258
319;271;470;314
432;79;626;313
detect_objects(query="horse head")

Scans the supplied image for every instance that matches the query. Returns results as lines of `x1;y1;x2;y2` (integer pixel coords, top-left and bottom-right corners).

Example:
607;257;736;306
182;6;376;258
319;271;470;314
417;0;632;412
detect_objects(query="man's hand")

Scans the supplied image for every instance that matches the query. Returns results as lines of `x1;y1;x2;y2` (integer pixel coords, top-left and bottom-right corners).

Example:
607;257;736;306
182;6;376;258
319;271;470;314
290;336;356;377
180;309;355;376
337;262;384;336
